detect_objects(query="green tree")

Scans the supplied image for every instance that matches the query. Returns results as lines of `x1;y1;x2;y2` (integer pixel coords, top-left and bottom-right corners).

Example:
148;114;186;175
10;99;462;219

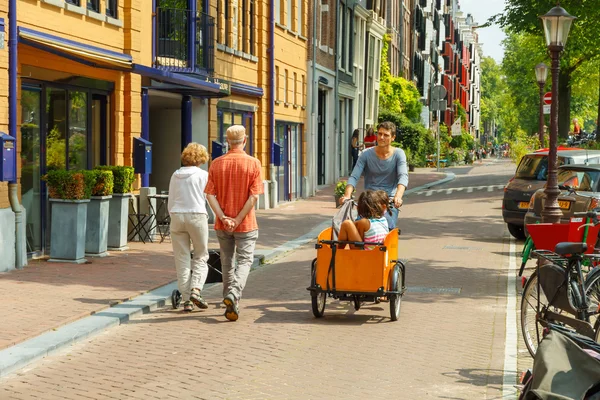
480;57;506;135
494;0;600;138
379;35;422;122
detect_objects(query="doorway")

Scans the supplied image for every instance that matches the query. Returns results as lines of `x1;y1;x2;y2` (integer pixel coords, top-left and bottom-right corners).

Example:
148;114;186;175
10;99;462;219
21;83;109;257
317;89;326;185
275;122;303;202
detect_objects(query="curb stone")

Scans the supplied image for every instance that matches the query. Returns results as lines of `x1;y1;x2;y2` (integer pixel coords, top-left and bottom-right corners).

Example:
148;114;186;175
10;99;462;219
0;172;452;378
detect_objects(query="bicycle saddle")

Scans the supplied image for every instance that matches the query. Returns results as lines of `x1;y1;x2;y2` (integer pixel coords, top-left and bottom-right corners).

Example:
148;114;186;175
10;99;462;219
554;242;587;256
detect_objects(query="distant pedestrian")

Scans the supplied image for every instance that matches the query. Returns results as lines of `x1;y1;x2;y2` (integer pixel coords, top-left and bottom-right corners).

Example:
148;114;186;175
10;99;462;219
350;129;361;169
168;143;210;313
339;121;408;230
363;127;377;149
205;125;263;322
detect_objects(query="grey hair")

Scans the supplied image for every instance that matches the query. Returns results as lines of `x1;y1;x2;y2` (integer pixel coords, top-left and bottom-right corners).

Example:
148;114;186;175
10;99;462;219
229;137;246;145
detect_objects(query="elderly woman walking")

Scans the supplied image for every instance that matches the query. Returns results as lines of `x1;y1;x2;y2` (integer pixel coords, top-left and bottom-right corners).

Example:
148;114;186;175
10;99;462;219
168;143;210;312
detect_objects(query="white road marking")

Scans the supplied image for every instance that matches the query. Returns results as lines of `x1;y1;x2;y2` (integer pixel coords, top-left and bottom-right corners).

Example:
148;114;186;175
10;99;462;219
503;237;518;399
412;185;505;196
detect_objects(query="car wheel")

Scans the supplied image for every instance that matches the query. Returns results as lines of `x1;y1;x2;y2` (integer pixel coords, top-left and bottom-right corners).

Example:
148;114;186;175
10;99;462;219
507;223;526;240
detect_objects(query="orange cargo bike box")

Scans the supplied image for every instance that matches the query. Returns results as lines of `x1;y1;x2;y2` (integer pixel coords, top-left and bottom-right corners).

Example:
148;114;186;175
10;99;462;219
307;227;406;321
527;217;600;255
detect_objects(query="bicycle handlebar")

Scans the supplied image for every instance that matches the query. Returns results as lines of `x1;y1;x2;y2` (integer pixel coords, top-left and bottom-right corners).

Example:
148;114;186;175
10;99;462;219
572;210;600;226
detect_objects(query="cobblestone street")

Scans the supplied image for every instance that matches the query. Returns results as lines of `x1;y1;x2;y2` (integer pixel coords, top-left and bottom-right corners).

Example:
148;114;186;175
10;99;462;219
0;161;520;399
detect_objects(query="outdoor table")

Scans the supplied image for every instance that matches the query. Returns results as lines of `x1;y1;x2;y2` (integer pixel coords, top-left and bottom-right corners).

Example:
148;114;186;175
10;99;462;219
147;194;170;243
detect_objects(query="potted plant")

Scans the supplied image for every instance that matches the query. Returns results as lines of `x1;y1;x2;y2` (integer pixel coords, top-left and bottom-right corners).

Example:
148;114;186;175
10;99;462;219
43;169;94;263
334;180;353;205
96;166;135;251
85;169;114;257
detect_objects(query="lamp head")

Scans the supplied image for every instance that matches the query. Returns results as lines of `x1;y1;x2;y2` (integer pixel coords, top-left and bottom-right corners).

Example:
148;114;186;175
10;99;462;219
535;62;548;84
540;5;576;48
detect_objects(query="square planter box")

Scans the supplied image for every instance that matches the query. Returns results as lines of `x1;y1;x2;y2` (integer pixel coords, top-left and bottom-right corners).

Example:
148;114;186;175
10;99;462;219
107;194;131;251
49;198;89;264
86;195;112;257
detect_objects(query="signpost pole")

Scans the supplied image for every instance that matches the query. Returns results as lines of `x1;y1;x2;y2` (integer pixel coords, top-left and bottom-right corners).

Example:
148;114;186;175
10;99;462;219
437;110;440;172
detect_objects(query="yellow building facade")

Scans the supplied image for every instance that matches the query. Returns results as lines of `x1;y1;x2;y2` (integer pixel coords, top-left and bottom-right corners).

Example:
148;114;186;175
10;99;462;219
0;0;311;270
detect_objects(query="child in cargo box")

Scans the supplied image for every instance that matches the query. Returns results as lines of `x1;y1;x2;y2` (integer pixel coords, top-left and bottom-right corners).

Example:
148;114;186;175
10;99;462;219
338;190;389;249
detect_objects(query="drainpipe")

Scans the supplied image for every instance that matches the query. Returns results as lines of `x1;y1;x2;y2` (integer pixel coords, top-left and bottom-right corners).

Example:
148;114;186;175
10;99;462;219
333;0;339;182
141;88;149;187
310;0;317;196
268;0;275;192
8;0;24;269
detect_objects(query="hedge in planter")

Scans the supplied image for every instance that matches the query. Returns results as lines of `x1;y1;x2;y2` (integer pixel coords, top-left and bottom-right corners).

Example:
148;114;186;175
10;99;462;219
95;166;134;250
86;170;114;257
90;169;114;196
43;170;94;263
95;166;134;194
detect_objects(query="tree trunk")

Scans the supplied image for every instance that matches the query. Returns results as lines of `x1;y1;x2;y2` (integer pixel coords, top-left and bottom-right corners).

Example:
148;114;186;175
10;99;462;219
558;69;571;142
597;62;600;133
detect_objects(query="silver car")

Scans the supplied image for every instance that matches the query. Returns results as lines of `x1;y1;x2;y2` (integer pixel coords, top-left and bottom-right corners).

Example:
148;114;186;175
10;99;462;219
524;164;600;229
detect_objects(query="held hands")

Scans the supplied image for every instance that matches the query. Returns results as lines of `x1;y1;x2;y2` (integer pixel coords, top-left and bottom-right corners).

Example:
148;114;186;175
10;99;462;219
220;216;239;232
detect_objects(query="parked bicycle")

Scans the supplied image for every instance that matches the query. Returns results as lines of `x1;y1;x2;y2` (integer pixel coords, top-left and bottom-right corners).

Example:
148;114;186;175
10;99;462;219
521;210;600;357
518;322;600;399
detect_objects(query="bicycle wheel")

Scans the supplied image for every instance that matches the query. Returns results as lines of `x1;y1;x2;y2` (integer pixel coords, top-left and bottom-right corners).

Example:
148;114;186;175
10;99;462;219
585;270;600;341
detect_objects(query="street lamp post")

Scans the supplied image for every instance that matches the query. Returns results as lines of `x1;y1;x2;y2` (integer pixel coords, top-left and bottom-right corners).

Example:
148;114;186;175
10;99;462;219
535;63;548;146
540;5;576;224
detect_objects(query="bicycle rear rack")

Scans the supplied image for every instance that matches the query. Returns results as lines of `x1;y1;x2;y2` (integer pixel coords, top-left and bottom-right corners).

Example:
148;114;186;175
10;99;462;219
532;249;570;268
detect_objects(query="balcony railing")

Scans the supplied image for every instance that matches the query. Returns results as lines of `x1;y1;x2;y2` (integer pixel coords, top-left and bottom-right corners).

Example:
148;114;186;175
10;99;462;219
155;7;214;73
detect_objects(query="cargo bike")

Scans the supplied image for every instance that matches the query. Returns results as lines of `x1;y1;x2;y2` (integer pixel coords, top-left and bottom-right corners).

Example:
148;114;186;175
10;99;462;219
307;226;406;321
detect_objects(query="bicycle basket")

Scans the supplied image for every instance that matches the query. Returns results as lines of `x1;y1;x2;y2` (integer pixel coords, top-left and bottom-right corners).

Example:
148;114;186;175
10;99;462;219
526;217;600;254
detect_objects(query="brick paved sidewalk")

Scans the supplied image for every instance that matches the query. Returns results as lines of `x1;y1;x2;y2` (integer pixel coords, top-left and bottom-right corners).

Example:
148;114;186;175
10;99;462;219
0;170;445;353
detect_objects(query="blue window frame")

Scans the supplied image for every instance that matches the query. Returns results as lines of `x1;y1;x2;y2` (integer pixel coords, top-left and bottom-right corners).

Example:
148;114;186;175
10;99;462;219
106;0;118;18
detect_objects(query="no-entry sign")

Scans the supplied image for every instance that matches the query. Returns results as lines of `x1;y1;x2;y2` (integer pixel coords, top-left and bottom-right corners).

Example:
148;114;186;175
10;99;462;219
543;92;552;105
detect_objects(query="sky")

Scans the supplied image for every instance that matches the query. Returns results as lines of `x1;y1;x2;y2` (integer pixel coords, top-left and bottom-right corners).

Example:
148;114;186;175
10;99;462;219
457;0;506;63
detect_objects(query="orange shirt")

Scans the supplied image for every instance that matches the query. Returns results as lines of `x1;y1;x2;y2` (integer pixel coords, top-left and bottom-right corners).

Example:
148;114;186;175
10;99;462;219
205;149;263;232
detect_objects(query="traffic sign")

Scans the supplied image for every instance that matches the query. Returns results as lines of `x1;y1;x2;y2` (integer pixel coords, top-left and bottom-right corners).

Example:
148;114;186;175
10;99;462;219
543;104;551;114
543;92;552;105
432;85;447;101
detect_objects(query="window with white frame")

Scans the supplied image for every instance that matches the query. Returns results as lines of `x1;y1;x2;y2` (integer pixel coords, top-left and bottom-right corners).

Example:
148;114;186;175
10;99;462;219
276;66;280;102
106;0;117;18
284;69;288;104
296;0;303;35
301;74;305;106
293;72;298;105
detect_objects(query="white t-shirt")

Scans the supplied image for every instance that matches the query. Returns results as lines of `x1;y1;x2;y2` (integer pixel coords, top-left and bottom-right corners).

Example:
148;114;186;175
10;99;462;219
168;166;209;214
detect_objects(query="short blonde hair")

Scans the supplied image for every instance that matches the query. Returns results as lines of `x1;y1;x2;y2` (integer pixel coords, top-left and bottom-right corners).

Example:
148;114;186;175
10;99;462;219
226;125;246;144
181;143;208;166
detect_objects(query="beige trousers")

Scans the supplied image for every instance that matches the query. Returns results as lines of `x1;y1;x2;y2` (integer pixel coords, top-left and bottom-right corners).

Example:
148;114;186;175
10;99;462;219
170;213;209;302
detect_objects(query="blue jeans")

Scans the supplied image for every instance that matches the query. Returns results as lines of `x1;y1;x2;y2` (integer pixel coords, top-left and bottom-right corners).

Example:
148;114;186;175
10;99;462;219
385;206;399;230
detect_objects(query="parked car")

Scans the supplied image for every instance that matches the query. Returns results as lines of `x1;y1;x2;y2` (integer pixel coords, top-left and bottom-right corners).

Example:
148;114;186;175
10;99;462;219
524;164;600;228
503;148;600;240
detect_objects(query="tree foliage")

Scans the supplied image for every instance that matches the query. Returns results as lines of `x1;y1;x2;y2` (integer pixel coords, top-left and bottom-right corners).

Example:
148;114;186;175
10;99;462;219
493;0;600;137
379;35;422;122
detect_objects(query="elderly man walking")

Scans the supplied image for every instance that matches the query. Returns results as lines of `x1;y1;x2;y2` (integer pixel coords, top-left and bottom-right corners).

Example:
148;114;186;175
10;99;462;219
205;125;263;321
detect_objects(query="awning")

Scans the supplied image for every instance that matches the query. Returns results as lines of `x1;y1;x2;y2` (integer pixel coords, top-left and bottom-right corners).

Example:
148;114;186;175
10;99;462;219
18;27;132;69
133;64;224;96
